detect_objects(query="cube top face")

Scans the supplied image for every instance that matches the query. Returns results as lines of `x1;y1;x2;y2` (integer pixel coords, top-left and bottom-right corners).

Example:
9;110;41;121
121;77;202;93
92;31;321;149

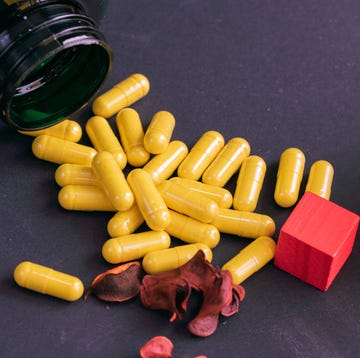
280;192;359;257
275;192;359;291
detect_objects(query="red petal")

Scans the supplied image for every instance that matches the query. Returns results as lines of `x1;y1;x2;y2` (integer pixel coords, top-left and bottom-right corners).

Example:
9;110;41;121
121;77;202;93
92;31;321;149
187;313;219;337
187;270;233;337
140;275;191;321
221;284;246;317
138;250;246;337
139;336;174;358
178;250;217;291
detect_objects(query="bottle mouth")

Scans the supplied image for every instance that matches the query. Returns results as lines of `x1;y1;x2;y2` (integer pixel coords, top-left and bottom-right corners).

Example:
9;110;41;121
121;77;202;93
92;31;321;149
9;40;111;130
0;1;112;131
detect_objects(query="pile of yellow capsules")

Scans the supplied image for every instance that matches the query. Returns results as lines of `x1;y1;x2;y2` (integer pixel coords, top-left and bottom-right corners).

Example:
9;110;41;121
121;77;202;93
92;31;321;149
14;73;334;302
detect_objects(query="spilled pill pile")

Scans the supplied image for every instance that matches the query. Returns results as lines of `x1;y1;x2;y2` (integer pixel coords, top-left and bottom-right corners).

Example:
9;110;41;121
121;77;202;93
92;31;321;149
15;72;337;313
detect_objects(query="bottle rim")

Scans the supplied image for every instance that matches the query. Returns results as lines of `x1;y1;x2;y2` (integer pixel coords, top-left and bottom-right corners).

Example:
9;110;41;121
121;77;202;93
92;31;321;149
0;1;112;130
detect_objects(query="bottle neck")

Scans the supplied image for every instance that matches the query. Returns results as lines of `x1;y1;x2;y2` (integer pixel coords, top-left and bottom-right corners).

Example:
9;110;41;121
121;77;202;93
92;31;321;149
0;0;112;130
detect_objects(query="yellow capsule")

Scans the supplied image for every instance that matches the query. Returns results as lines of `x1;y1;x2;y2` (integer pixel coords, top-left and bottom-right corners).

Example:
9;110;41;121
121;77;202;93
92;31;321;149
222;236;276;284
92;151;134;211
202;137;250;187
55;164;99;187
143;141;188;185
102;231;171;264
157;180;219;223
169;177;233;208
127;169;170;231
86;115;127;169
107;203;144;237
212;208;275;239
166;210;220;248
177;131;225;180
14;261;84;301
92;73;150;118
58;185;116;211
32;135;97;166
305;160;334;200
18;119;82;142
233;155;267;212
274;147;305;207
142;243;213;274
143;111;176;154
116;108;150;167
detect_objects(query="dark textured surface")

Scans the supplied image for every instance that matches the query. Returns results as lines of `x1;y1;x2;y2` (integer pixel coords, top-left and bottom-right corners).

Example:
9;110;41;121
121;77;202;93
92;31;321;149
1;1;359;357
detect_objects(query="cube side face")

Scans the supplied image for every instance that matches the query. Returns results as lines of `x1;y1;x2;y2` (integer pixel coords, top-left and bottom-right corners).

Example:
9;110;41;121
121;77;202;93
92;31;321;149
274;229;332;290
274;192;359;291
325;217;359;290
274;231;301;275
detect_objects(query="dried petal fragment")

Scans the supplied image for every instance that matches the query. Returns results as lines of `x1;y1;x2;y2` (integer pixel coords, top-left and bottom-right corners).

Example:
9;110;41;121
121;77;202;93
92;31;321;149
188;270;233;337
177;250;218;291
140;336;174;358
221;284;246;317
139;251;211;320
140;274;191;321
84;261;142;302
139;250;246;336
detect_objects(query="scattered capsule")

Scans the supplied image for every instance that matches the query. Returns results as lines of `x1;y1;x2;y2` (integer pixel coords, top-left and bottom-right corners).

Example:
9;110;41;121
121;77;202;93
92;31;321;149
142;243;213;275
305;160;334;200
102;230;171;264
18;119;82;142
127;169;170;231
157;180;219;223
32;135;97;166
274;147;305;207
202;137;250;187
233;155;266;212
222;236;276;284
143;141;188;185
86;115;127;169
107;203;144;237
166;210;220;248
169;177;233;208
116;108;150;167
212;208;275;239
177;131;225;180
14;261;84;301
58;185;116;211
92;73;150;118
143;111;176;154
92;151;134;211
55;163;99;187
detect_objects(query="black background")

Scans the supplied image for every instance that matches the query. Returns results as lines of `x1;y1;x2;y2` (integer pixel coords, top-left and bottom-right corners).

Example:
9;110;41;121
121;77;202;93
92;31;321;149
1;1;359;357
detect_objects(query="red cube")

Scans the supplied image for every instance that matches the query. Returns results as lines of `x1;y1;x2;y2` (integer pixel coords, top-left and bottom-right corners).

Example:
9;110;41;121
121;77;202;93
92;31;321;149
274;192;359;291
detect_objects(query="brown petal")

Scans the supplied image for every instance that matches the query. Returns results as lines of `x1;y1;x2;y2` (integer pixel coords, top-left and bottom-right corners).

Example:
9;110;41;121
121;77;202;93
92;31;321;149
140;274;191;321
138;250;246;337
84;261;142;302
177;250;217;291
187;270;233;337
221;284;246;317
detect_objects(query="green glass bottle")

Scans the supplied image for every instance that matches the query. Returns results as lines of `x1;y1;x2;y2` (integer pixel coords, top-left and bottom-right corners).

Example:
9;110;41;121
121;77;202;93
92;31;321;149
0;0;112;130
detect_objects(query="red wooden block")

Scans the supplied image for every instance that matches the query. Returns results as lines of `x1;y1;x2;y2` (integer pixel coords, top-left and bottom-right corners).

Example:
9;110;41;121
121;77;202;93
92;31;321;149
274;192;359;291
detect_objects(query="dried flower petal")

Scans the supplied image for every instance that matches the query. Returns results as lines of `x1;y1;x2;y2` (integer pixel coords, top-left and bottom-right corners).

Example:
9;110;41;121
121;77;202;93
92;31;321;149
139;250;246;337
84;261;142;302
140;274;191;321
140;336;174;358
221;284;246;317
187;270;233;337
177;250;218;291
